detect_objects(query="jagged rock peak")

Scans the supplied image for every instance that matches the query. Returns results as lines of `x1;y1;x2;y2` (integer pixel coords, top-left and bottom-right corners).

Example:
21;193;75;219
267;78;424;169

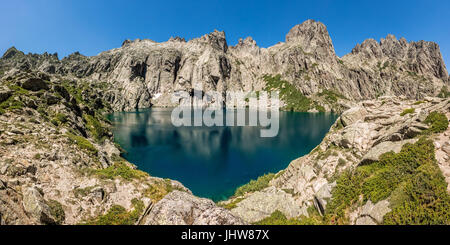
235;37;257;48
2;46;24;59
191;30;228;52
285;19;336;57
168;36;186;42
122;39;132;47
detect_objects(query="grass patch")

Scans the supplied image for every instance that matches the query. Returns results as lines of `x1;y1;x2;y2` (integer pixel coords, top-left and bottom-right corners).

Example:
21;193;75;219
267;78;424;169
413;100;425;105
83;198;144;225
220;197;244;210
55;113;68;124
0;96;24;111
400;108;415;116
234;173;275;197
66;133;98;155
143;179;184;203
93;162;148;180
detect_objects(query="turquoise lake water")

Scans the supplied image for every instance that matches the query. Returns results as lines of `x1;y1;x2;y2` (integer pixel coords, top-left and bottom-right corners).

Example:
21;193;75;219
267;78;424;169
108;108;338;201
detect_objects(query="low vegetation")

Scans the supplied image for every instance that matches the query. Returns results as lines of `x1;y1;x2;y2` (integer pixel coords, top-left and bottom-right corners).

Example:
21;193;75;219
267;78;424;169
144;179;184;203
220;197;244;210
83;198;144;225
400;108;415;116
83;114;107;142
325;138;450;225
47;199;65;225
438;86;450;98
317;89;346;104
234;173;275;197
263;74;320;112
424;111;448;134
66;133;98;155
92;161;148;180
254;208;323;225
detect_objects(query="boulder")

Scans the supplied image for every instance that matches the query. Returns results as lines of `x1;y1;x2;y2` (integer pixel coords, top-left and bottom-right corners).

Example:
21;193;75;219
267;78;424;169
143;191;244;225
360;200;391;224
0;179;6;190
21;77;49;91
340;106;367;127
355;216;377;225
361;139;417;165
22;186;56;224
0;87;12;103
230;186;305;223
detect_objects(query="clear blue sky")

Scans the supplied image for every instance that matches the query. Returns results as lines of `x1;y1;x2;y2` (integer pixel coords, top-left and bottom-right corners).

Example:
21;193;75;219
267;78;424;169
1;0;449;65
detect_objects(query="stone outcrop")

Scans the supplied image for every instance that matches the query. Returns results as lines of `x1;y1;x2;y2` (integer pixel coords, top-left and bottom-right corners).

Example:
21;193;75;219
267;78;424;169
143;191;244;225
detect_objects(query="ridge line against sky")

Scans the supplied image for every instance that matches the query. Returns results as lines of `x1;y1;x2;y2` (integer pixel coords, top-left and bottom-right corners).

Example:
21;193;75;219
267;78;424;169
1;0;449;65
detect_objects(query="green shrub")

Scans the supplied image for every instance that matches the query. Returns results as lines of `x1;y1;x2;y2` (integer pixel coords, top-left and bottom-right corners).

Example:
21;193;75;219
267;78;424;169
74;186;96;198
47;199;65;225
83;114;106;142
220;197;244;210
94;162;148;180
66;133;98;155
143;179;185;203
317;89;346;103
55;113;68;124
234;173;275;196
400;108;415;116
83;198;144;225
424;111;448;134
437;86;450;98
0;97;24;111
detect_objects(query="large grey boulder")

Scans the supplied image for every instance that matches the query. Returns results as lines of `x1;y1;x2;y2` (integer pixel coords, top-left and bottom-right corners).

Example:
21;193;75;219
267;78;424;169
340;106;368;127
21;77;49;91
143;191;244;225
230;186;306;223
360;139;417;165
0;87;12;103
22;186;56;224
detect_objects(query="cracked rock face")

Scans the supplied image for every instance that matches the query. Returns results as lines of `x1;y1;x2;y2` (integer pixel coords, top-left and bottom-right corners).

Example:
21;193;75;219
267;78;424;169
143;191;244;225
1;20;448;111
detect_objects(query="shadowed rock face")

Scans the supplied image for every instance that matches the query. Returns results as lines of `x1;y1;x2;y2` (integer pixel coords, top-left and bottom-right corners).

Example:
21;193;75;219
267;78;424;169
0;19;448;112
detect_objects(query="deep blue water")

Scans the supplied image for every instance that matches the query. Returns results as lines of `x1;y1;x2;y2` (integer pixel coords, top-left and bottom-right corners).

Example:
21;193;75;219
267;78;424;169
108;108;338;201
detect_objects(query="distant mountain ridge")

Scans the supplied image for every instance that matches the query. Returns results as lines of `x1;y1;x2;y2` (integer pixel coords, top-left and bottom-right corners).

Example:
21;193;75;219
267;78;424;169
1;19;448;112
